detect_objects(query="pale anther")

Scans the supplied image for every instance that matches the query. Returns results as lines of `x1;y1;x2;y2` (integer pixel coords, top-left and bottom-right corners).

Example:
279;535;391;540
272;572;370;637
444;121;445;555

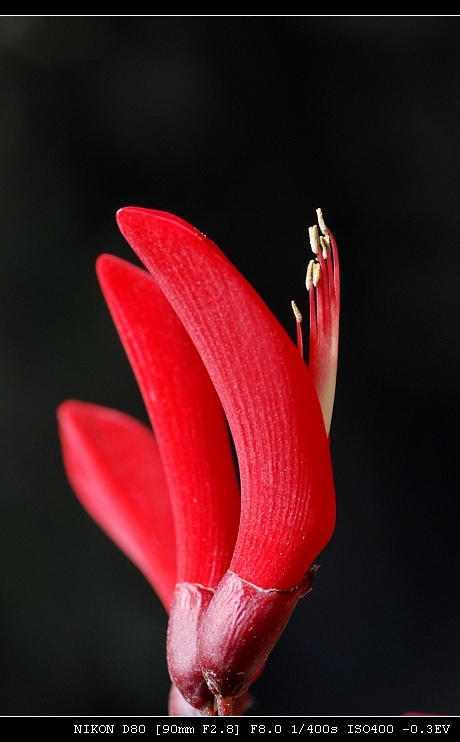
319;235;330;259
306;260;322;291
306;260;314;291
309;225;319;255
316;207;329;236
312;261;321;287
291;300;303;323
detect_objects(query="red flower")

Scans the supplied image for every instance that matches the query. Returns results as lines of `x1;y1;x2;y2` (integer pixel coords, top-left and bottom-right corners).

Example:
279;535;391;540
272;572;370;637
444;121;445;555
57;207;339;715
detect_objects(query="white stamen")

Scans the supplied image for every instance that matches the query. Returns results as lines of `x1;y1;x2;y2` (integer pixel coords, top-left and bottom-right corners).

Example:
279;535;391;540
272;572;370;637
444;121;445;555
319;235;330;259
309;225;320;255
291;300;303;323
306;260;321;291
312;262;321;287
306;260;314;291
316;207;329;236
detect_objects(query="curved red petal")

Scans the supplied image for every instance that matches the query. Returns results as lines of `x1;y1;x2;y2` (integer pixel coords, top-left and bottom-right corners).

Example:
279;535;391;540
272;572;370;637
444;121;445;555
96;254;242;711
116;208;335;591
57;400;176;611
96;254;240;587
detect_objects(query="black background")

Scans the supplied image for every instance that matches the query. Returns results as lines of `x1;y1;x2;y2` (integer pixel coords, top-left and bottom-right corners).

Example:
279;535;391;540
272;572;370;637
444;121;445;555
1;16;459;717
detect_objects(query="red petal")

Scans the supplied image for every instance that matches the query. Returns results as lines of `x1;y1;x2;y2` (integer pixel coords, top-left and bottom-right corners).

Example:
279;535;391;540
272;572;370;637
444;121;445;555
96;254;240;587
57;400;176;611
116;208;335;591
96;254;242;711
402;713;447;716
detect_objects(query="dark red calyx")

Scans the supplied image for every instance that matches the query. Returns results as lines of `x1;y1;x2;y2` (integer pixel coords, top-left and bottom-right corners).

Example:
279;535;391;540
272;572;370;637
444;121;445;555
167;582;216;713
199;570;316;700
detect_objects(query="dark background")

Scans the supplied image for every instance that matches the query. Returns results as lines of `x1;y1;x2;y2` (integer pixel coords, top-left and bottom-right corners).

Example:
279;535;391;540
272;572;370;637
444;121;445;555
1;16;459;717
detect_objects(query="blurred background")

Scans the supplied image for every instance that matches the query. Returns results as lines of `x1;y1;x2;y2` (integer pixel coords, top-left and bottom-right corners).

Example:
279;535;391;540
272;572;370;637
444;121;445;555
1;16;459;717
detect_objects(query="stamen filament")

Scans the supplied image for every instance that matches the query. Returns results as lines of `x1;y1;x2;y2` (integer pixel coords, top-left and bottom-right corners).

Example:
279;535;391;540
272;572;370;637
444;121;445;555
306;209;340;435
